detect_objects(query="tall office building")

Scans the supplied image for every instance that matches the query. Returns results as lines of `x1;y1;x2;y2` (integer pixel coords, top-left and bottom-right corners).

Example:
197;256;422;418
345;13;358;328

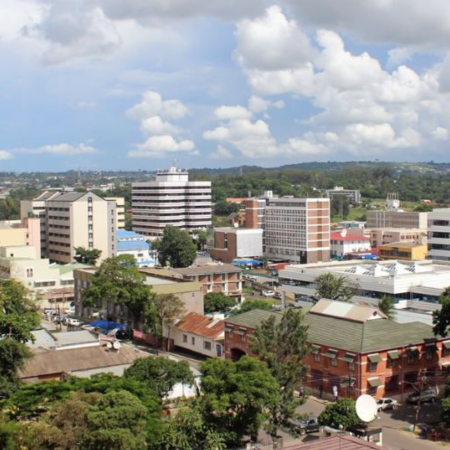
264;198;331;263
105;197;126;229
132;166;212;238
428;208;450;261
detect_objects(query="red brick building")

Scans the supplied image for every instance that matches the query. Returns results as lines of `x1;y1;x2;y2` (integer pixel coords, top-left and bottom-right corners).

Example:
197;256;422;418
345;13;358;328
224;299;450;400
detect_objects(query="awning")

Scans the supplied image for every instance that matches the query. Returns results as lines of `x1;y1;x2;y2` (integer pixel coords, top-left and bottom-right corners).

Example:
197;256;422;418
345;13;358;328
324;349;338;358
444;341;450;349
388;350;400;360
408;346;419;354
342;353;356;362
225;326;234;332
311;345;321;354
368;354;382;363
368;377;382;388
237;328;247;336
425;343;438;352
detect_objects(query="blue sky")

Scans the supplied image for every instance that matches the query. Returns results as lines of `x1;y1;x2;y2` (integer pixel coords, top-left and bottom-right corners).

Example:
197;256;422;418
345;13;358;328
1;0;450;171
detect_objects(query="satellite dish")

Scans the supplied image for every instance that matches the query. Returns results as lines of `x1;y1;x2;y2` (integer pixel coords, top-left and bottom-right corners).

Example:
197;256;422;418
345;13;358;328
356;394;378;423
106;341;112;349
113;341;121;350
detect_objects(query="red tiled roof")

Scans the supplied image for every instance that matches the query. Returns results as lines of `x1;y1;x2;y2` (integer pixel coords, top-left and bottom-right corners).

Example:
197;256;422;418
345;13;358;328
331;233;370;242
283;435;380;450
175;312;224;339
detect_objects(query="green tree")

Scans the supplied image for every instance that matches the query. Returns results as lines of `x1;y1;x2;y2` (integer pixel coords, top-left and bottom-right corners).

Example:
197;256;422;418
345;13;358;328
73;246;102;265
213;200;240;216
433;287;450;337
144;293;185;350
250;309;309;434
318;398;360;430
378;295;395;320
156;226;197;268
124;357;194;400
204;293;236;314
200;356;279;445
314;272;359;302
82;255;154;326
194;229;208;251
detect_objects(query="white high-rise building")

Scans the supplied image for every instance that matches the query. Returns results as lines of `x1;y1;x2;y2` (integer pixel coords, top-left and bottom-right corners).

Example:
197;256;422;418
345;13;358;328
428;208;450;261
132;166;212;238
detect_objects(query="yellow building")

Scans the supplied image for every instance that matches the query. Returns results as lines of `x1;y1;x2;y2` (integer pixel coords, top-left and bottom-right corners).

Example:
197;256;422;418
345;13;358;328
378;242;427;261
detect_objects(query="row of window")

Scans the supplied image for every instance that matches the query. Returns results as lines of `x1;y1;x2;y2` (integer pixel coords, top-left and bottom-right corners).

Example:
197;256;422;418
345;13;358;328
182;334;212;350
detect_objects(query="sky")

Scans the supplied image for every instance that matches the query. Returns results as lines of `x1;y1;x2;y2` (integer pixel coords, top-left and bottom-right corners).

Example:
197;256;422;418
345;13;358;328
1;1;450;172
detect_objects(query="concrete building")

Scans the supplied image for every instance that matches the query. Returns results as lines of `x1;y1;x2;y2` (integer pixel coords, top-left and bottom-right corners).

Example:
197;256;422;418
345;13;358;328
428;208;450;262
0;217;41;258
330;230;371;258
172;312;224;358
350;227;427;249
264;198;330;263
169;264;243;301
0;245;90;308
209;228;263;264
116;230;156;267
105;197;126;229
279;259;450;303
45;192;116;264
244;198;266;229
225;300;449;400
326;186;361;204
378;242;428;261
367;210;428;229
132;166;212;238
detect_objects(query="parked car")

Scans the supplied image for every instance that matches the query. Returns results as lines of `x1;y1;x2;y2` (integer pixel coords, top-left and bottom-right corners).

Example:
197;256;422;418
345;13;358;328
262;290;275;297
407;389;438;404
273;292;282;300
67;318;83;327
377;398;398;411
288;416;320;435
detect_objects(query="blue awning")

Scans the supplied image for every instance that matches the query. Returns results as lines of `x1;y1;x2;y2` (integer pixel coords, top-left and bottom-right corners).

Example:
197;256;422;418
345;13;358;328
232;259;262;265
89;320;126;331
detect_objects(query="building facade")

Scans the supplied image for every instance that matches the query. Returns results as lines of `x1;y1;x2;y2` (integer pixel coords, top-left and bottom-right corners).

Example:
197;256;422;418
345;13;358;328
330;231;371;258
264;198;330;263
209;228;263;264
428;208;450;262
105;197;126;229
116;230;156;267
132;166;212;238
367;210;428;229
326;186;361;204
378;243;428;261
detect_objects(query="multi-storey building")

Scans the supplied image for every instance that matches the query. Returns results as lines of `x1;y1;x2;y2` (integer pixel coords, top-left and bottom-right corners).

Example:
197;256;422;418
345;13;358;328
367;210;428;229
45;192;116;264
132;166;211;238
116;229;156;267
326;186;361;204
366;227;427;248
105;197;126;229
330;230;371;258
225;300;449;400
428;208;450;262
264;198;330;263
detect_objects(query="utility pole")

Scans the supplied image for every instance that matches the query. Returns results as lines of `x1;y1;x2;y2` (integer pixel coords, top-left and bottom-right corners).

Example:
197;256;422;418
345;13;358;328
413;367;426;432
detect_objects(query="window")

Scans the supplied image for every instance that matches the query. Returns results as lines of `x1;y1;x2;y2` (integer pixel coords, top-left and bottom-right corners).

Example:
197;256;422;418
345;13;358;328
349;362;355;371
387;358;397;368
407;349;418;364
443;346;450;358
191;337;195;345
369;362;378;372
26;268;33;278
331;357;337;367
183;334;187;343
314;352;320;362
204;341;212;351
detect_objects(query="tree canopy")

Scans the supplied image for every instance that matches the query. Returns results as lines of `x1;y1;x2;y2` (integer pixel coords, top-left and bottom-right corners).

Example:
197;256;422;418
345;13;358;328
204;293;236;314
433;287;450;337
318;398;360;430
155;226;197;268
73;247;102;265
314;272;359;302
378;295;395;320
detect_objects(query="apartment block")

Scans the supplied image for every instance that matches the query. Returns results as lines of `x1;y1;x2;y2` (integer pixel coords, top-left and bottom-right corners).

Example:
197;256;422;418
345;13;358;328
0;217;41;258
132;166;212;238
428;208;450;261
367;210;428;229
105;197;126;229
244;199;266;229
45;192;116;264
326;186;361;204
264;198;330;263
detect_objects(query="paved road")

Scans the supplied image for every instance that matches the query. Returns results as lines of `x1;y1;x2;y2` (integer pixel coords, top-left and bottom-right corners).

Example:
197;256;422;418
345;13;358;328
296;397;448;450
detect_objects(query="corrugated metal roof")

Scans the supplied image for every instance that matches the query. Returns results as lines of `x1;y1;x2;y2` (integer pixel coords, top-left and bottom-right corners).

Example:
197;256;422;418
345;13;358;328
284;435;380;449
225;309;283;329
49;192;86;202
172;264;242;276
175;312;224;339
117;230;146;239
117;240;150;251
310;299;387;322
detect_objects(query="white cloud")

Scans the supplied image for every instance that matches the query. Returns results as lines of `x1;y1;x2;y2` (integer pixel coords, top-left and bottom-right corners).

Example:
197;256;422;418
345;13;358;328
210;145;233;159
248;95;284;113
128;135;197;158
126;91;189;120
0;150;13;160
387;48;414;69
76;101;97;110
215;105;252;120
31;143;99;155
433;127;449;140
160;99;189;120
140;116;179;135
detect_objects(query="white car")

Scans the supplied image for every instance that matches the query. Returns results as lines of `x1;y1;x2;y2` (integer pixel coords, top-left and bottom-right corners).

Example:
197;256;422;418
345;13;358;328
377;398;398;411
262;290;275;297
67;318;83;327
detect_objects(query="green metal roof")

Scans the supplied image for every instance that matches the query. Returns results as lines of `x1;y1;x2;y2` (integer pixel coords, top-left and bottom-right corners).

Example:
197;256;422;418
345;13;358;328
225;309;283;329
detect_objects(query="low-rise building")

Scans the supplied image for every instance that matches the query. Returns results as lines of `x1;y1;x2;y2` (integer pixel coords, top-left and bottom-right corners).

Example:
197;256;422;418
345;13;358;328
378;242;428;261
116;230;156;267
172;311;224;357
326;186;361;204
225;300;449;400
209;228;263;264
330;230;371;258
169;264;243;301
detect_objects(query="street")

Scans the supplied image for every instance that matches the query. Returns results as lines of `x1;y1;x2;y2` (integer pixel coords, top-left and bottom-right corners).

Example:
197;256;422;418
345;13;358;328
293;396;449;449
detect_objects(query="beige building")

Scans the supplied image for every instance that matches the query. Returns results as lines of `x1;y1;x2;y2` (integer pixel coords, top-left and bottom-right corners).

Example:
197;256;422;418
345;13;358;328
0;245;90;308
264;198;331;263
0;217;41;258
45;192;116;264
367;210;428;229
105;197;125;229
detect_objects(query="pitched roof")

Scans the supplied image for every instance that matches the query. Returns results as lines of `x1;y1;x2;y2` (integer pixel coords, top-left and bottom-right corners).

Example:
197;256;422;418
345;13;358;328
310;299;387;322
172;264;242;276
175;312;224;339
225;309;283;329
330;232;370;242
20;345;146;379
49;192;87;202
284;435;380;450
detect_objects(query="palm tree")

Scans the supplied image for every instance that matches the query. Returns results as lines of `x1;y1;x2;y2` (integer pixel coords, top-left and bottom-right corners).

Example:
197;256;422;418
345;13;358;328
378;295;395;320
